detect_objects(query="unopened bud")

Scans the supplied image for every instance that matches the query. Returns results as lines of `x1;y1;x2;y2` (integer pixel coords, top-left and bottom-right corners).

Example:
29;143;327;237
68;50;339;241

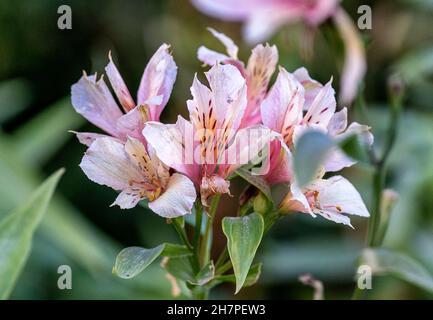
253;192;273;215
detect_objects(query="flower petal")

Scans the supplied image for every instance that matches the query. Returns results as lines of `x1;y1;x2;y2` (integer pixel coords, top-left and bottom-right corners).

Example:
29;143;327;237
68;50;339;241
241;43;278;127
261;67;304;135
221;125;280;177
265;140;293;185
72;132;110;147
137;44;177;121
105;53;136;112
79;137;141;191
308;175;370;219
116;105;148;143
303;80;336;129
333;8;366;105
111;189;142;209
293;67;323;111
71;74;123;137
191;0;263;21
148;173;196;218
208;28;239;59
197;46;231;66
327;107;348;136
243;9;298;44
143;117;200;184
205;64;247;135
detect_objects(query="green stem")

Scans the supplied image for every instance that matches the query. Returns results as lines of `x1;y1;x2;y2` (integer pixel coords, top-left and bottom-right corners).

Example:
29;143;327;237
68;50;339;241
171;218;199;272
353;78;403;299
193;203;203;268
172;218;193;250
215;247;229;270
200;194;221;266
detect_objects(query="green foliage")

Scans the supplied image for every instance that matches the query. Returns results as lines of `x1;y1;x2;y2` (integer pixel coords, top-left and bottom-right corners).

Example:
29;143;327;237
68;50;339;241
164;257;215;286
0;169;63;299
361;248;433;293
222;212;264;293
113;243;191;279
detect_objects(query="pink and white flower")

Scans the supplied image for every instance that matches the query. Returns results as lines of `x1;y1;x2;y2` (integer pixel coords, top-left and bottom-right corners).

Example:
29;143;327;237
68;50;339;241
143;63;279;205
71;44;196;217
280;175;370;227
192;0;339;44
192;0;365;105
71;44;177;146
198;28;278;128
259;66;372;226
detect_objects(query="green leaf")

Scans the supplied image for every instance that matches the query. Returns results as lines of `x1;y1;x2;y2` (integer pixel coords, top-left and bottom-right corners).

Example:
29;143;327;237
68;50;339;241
0;79;32;124
0;169;64;299
294;130;334;187
360;248;433;293
12;98;84;166
214;263;262;288
191;261;215;286
161;243;192;257
164;257;215;286
164;256;194;283
222;212;264;293
113;245;165;279
113;243;191;279
236;167;272;201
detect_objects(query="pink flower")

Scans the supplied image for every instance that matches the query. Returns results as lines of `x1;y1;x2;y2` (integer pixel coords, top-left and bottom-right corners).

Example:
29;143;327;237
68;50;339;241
198;28;278;128
260;66;372;226
71;44;177;146
192;0;338;44
80;137;196;217
280;175;370;227
192;0;365;106
143;63;279;205
71;45;196;216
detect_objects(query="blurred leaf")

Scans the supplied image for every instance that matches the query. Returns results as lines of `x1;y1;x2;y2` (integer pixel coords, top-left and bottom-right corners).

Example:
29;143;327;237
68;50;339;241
261;238;361;283
12;98;84;166
164;256;194;283
0;169;63;299
236;167;272;201
402;0;433;10
294;130;334;187
214;263;262;288
0;79;32;124
222;212;264;293
361;248;433;293
395;45;433;84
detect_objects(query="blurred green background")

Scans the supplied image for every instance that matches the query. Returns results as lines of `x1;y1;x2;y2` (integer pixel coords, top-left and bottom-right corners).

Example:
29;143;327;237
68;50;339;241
0;0;433;299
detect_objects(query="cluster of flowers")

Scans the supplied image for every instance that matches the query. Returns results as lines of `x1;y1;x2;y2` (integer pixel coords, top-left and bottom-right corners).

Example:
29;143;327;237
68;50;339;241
71;29;371;227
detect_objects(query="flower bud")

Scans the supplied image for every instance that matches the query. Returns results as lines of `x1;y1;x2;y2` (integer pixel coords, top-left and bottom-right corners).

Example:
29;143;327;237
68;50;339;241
253;192;273;215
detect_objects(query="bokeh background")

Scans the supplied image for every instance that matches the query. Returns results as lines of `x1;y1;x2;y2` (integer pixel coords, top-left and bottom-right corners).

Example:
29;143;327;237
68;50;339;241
1;0;433;299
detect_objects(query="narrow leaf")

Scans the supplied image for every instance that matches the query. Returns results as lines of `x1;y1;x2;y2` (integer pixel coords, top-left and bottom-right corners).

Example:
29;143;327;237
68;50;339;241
0;169;64;299
222;212;264;293
294;130;334;187
361;248;433;293
236;167;272;201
